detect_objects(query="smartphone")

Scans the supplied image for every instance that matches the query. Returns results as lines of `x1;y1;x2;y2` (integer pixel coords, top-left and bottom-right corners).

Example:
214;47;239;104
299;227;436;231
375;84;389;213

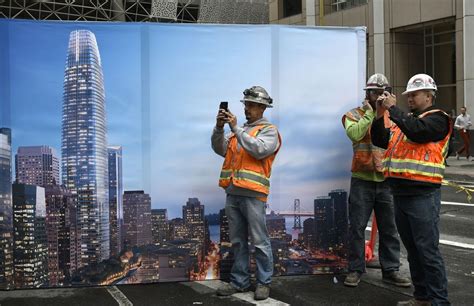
385;86;392;94
219;101;228;112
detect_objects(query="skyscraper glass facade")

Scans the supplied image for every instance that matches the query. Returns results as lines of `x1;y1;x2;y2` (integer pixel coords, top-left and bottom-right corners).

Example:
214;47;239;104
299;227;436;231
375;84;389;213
12;184;48;289
62;30;109;266
108;146;123;257
15;146;60;187
0;128;13;289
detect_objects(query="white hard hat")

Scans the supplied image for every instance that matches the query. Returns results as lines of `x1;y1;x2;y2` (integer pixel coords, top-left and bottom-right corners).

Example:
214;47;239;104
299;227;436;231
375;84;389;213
402;73;437;95
364;73;389;90
241;86;273;108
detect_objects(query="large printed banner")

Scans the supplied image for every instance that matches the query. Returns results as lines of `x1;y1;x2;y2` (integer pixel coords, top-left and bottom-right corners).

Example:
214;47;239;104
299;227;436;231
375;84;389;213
0;19;365;289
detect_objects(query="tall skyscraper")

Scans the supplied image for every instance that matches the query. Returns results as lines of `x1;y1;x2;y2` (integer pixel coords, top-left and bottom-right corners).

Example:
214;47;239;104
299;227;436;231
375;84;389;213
219;208;229;244
314;196;335;251
61;30;109;266
182;198;206;243
0;128;13;289
108;146;123;257
15;146;60;187
151;208;169;244
12;183;48;288
122;191;152;249
328;189;348;247
45;183;78;286
303;218;314;250
218;208;233;281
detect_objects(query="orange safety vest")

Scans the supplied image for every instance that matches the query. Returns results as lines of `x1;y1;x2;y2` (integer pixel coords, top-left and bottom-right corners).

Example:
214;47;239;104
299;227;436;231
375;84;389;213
219;124;281;201
382;109;452;184
342;107;391;173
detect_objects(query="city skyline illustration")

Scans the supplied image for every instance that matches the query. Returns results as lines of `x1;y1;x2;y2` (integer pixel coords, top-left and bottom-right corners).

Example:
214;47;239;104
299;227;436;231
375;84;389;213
0;19;366;289
1;19;365;217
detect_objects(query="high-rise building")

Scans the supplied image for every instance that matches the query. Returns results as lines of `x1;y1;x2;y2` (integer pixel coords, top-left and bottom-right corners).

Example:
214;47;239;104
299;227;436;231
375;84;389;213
12;183;48;288
108;146;123;257
218;208;233;281
15;146;60;187
314;196;335;251
0;128;13;289
169;218;190;240
45;183;78;286
61;30;109;266
219;208;229;244
182;198;206;244
328;189;348;247
151;209;169;245
122;191;152;249
303;218;314;250
266;211;286;240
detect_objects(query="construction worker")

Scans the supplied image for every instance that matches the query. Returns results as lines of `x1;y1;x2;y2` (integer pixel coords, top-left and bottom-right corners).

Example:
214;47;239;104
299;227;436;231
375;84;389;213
212;86;281;301
342;73;411;288
371;74;451;305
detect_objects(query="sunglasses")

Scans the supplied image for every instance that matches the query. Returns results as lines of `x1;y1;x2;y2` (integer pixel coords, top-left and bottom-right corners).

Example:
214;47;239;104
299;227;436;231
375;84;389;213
368;89;384;96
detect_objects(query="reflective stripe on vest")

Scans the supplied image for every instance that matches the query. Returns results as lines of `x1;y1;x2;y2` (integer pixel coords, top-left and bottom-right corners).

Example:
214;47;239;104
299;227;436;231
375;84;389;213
219;169;270;188
218;124;280;197
382;158;445;178
382;109;452;184
343;107;388;173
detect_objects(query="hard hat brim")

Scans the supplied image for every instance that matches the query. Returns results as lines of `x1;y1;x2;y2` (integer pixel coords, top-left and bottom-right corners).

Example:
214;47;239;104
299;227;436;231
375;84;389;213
364;86;385;90
402;87;437;95
240;99;273;108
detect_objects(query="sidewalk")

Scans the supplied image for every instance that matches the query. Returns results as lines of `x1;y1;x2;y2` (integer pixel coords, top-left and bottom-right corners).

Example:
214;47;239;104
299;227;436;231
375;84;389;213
444;155;474;180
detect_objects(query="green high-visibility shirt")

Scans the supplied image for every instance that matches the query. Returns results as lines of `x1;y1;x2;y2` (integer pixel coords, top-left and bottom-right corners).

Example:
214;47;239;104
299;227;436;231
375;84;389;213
344;109;385;182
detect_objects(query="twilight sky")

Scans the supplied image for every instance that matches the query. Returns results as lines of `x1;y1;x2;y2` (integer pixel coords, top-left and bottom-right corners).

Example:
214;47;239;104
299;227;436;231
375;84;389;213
1;19;366;218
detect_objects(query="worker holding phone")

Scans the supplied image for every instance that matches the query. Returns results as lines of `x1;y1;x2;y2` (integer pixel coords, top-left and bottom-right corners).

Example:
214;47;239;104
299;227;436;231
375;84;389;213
211;86;281;301
342;73;410;288
371;74;451;305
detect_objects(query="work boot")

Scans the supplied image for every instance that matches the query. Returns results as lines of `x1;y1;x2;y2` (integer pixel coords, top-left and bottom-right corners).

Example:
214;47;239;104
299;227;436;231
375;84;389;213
216;282;249;296
254;283;270;300
397;298;431;306
343;271;361;287
382;271;412;288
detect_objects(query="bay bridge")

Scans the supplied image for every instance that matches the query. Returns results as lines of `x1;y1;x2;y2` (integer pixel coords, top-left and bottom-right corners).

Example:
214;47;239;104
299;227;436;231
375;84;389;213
271;199;313;230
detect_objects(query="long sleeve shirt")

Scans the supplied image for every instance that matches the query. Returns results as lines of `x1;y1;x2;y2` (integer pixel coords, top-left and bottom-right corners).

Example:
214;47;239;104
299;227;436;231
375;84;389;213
344;109;384;182
454;114;472;131
211;117;280;197
371;105;450;195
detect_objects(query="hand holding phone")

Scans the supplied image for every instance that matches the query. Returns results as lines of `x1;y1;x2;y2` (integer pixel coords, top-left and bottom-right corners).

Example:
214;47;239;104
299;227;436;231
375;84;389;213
219;101;228;112
216;101;229;128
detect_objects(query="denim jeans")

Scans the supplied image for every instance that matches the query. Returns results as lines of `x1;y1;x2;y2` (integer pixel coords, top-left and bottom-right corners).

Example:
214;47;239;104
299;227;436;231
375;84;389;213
348;177;401;273
225;194;273;289
394;189;450;305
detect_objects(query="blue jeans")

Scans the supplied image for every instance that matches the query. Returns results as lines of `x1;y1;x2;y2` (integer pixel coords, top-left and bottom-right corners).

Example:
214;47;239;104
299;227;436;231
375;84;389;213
348;177;401;273
394;189;450;305
225;194;273;289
